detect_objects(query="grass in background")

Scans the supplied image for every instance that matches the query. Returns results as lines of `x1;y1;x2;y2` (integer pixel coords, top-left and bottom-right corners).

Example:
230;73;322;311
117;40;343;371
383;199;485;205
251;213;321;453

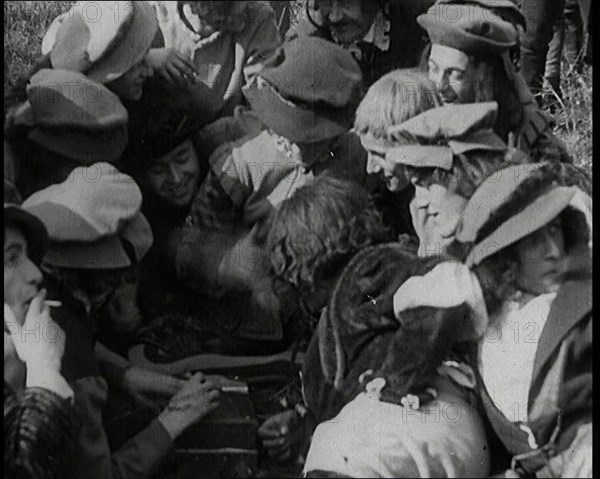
4;1;73;91
4;1;592;174
545;62;593;175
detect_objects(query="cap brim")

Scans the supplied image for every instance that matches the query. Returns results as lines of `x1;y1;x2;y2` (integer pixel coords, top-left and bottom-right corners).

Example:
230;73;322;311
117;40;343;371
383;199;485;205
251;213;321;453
243;80;348;143
28;126;128;164
386;145;454;170
44;236;131;269
466;187;576;267
41;212;152;269
4;205;48;265
358;133;402;154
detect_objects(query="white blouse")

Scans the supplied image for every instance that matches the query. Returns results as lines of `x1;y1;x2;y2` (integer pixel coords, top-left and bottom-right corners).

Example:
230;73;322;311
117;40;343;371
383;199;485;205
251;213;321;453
479;292;557;423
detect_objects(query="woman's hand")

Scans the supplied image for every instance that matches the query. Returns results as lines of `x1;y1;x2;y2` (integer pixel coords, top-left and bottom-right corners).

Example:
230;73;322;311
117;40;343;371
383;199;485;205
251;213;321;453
5;291;65;373
123;366;186;408
157;372;221;439
146;47;197;86
258;409;304;463
4;296;73;400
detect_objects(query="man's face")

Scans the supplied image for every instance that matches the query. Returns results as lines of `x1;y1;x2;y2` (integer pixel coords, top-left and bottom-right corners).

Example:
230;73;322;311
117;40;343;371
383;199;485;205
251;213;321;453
317;0;376;45
428;44;489;104
107;56;153;101
515;217;566;295
411;182;468;256
4;224;43;324
144;139;201;208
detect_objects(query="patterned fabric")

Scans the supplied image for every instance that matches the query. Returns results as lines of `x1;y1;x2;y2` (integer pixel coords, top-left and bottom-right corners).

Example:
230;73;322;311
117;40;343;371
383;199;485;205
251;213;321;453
5;382;78;479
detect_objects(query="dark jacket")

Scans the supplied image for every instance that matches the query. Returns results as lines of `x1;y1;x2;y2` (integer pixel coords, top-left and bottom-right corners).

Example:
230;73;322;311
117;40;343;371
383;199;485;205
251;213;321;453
302;243;473;424
287;1;435;88
46;281;174;479
4;381;78;479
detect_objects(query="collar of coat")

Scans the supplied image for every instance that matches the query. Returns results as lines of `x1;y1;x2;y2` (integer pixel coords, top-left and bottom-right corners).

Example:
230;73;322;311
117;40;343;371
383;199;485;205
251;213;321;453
531;272;592;388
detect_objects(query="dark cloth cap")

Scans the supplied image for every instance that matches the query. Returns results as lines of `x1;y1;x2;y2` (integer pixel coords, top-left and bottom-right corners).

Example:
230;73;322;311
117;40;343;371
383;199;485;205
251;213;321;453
418;2;521;54
42;1;158;84
14;69;129;164
4;203;48;266
243;37;363;143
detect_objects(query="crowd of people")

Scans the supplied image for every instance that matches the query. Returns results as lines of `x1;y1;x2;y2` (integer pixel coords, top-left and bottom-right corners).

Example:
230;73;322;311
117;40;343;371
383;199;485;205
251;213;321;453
4;1;592;478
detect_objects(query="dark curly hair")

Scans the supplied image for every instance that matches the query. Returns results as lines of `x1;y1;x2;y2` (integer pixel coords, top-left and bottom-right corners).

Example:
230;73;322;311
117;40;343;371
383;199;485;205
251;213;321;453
268;175;390;302
307;0;388;29
459;162;592;316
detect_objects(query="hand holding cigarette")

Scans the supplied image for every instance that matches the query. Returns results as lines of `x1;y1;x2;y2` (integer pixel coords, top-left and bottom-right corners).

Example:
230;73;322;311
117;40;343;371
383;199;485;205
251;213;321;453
6;289;67;376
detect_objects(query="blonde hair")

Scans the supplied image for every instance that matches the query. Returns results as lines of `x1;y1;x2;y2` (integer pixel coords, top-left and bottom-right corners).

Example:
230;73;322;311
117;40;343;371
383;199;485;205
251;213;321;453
354;68;442;141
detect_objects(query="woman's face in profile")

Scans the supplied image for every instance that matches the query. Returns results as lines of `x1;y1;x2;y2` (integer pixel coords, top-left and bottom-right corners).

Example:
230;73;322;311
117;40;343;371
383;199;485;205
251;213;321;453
514;217;566;295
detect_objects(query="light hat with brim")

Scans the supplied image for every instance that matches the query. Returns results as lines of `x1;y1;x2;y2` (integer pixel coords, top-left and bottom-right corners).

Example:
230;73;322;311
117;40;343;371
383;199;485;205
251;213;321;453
42;1;158;84
456;164;544;245
417;2;520;55
455;162;577;266
4;204;48;266
242;37;363;143
464;186;576;267
13;69;129;164
383;102;506;170
22;162;153;269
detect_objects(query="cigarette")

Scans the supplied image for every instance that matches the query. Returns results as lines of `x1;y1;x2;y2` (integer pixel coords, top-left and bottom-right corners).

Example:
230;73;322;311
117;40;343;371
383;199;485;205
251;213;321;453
44;300;62;307
220;385;249;394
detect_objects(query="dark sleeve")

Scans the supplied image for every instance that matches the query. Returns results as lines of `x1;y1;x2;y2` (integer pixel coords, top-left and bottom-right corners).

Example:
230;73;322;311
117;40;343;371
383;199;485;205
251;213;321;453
519;104;573;164
177;167;244;294
302;325;346;424
4;382;78;479
241;2;282;82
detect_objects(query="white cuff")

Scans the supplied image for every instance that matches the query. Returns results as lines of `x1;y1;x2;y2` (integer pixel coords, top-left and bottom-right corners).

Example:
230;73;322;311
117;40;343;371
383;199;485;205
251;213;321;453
26;367;74;402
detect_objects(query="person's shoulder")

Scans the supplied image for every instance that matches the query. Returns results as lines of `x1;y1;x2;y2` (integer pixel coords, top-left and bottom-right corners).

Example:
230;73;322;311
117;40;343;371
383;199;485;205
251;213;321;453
285;16;329;42
244;1;276;22
239;1;278;37
210;130;280;174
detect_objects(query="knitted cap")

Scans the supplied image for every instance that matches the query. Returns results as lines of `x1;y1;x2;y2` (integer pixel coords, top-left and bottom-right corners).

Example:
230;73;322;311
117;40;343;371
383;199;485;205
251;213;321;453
42;1;158;84
243;37;363;143
418;1;521;55
14;69;129;164
22;163;153;269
